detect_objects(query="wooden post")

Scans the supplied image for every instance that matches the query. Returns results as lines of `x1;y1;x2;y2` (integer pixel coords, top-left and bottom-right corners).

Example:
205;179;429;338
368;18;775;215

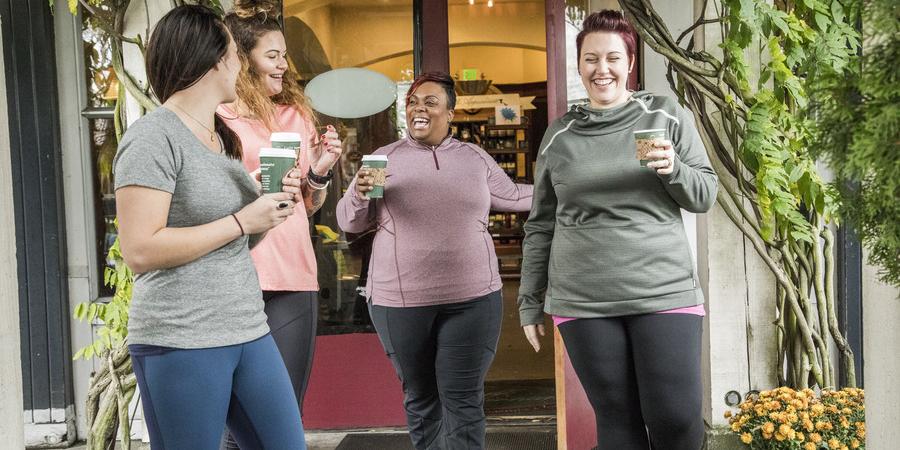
545;0;567;121
415;0;450;75
554;329;567;450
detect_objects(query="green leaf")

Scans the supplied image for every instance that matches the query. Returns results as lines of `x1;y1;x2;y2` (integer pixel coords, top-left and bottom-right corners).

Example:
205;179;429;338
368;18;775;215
814;12;829;31
73;303;86;320
788;165;804;183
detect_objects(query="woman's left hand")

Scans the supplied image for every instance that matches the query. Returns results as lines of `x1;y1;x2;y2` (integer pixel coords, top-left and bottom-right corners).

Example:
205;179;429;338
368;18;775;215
646;139;676;175
309;124;343;177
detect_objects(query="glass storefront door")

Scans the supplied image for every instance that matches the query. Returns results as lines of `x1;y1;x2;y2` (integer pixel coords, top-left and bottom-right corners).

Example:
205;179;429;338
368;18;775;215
282;0;626;431
283;0;415;428
447;0;556;418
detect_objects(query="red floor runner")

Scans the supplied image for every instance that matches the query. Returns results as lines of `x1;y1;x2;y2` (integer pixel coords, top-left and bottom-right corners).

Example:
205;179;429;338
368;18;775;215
303;333;406;429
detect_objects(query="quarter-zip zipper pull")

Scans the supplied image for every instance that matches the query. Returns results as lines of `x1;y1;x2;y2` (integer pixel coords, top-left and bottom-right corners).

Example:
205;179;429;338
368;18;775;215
431;146;440;170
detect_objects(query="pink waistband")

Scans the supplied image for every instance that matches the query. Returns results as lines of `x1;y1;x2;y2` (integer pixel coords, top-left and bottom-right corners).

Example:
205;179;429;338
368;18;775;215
552;304;706;327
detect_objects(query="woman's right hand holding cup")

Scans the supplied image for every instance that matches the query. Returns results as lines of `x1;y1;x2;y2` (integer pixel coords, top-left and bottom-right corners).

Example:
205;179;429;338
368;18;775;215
354;167;374;199
233;192;295;235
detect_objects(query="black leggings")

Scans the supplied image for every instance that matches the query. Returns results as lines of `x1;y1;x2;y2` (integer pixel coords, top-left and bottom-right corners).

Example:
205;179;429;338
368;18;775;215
558;313;703;450
370;291;503;450
221;291;318;450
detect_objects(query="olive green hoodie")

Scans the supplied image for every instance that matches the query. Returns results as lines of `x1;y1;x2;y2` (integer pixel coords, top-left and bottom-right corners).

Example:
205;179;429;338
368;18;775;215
518;91;718;326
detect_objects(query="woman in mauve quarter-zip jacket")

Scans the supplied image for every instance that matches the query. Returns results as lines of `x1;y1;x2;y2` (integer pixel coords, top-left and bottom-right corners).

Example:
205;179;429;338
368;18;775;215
336;72;532;450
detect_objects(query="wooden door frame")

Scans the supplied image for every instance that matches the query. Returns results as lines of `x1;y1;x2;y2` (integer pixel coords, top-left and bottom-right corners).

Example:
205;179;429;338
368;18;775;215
415;0;450;75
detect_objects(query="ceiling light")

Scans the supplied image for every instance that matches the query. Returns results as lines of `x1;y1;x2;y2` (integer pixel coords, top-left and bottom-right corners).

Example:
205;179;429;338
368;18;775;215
487;0;493;6
468;0;474;4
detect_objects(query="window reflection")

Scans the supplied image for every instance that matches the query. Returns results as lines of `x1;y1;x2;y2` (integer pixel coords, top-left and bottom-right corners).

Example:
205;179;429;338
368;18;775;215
284;0;414;334
82;9;117;297
90;118;118;299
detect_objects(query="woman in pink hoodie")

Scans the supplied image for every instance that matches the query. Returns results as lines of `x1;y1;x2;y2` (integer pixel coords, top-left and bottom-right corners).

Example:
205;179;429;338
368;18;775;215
336;72;533;449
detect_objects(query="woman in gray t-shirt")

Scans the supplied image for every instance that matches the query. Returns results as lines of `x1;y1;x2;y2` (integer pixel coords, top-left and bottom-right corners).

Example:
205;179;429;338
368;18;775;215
113;6;308;449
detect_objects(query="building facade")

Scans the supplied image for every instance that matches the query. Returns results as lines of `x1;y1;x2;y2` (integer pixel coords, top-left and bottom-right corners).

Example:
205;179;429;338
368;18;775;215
1;0;896;448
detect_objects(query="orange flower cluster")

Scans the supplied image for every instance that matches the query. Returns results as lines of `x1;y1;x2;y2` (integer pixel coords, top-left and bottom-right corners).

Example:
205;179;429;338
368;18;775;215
726;387;865;450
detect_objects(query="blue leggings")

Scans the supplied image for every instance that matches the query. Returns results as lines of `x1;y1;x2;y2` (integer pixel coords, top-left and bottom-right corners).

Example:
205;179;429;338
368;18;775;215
130;334;306;450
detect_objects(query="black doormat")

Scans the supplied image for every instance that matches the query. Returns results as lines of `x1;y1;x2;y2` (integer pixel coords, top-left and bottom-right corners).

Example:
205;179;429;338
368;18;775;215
484;379;556;416
335;430;556;450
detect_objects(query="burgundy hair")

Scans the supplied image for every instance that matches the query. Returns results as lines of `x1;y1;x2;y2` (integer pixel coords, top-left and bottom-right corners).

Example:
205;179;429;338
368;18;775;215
406;72;456;110
575;10;638;63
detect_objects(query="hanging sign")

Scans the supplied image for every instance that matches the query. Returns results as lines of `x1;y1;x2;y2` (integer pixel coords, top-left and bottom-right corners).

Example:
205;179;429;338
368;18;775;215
455;94;536;111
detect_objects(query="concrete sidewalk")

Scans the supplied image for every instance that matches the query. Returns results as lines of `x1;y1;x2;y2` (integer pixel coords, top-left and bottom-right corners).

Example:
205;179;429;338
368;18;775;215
68;424;557;450
69;430;378;450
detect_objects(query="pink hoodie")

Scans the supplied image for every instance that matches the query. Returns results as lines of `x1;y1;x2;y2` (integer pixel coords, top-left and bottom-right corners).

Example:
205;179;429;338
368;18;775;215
337;135;533;307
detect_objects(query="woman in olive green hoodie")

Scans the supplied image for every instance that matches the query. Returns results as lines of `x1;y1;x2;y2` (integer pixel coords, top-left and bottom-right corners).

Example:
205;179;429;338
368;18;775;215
518;10;717;450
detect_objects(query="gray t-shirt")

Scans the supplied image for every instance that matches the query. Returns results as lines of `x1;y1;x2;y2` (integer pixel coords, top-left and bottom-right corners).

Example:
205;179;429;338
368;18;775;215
113;107;269;348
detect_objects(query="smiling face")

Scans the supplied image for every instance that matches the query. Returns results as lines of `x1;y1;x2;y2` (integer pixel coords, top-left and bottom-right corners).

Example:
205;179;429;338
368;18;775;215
249;30;288;97
579;31;634;109
406;81;454;147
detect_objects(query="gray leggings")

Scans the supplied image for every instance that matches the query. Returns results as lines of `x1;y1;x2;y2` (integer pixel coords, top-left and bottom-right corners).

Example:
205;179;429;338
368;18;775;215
558;313;704;450
221;291;317;450
370;291;503;450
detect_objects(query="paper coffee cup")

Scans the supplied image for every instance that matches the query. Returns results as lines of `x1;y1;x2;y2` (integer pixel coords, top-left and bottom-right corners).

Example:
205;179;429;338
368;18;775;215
270;132;302;153
634;129;667;167
361;155;388;199
259;147;297;194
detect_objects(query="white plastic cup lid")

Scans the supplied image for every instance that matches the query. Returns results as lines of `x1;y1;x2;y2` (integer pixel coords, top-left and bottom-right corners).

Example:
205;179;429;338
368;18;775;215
361;155;388;161
259;147;298;158
270;132;303;143
633;128;667;134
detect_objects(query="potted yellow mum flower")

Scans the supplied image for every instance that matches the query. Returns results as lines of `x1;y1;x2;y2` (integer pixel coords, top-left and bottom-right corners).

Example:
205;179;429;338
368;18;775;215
725;387;865;450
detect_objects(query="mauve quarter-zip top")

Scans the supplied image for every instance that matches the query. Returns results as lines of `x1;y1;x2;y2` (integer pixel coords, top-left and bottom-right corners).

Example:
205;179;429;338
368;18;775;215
336;135;533;307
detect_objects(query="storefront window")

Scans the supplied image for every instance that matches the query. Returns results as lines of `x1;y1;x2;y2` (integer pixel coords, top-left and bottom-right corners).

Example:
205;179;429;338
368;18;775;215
448;1;546;86
283;0;414;334
82;9;118;297
447;0;546;242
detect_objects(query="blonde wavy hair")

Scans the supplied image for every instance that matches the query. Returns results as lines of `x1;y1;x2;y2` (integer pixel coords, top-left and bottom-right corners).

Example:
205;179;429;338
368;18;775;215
225;1;316;131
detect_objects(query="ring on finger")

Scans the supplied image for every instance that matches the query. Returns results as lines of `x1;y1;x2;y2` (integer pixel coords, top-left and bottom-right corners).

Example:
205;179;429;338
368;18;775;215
277;201;290;210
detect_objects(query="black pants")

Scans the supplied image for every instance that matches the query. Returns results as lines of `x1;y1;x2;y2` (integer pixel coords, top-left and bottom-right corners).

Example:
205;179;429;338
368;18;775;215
370;291;503;450
221;291;318;450
558;313;704;450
